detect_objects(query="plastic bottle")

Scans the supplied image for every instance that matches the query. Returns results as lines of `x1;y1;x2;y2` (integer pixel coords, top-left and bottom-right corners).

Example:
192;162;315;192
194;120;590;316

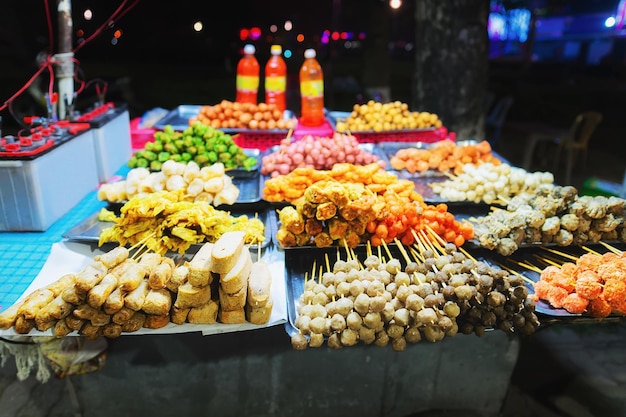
235;44;260;105
299;48;325;127
264;45;287;113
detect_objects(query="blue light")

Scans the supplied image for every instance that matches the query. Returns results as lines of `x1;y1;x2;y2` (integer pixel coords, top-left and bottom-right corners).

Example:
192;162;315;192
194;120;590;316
284;49;292;59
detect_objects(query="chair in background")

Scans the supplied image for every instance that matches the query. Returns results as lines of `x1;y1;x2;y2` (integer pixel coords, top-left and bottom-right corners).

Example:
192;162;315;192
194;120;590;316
554;111;603;184
485;95;514;146
521;111;603;184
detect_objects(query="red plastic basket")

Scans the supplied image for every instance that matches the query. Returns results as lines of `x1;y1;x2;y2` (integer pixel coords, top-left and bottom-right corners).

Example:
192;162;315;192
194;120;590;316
130;117;157;150
232;132;289;152
353;127;449;144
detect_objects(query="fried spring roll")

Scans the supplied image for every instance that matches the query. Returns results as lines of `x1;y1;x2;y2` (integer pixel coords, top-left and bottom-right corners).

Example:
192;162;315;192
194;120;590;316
166;264;189;293
103;288;125;315
138;253;162;277
90;311;111;327
34;309;56;332
122;311;146;332
72;304;99;320
61;285;87;305
53;318;73;337
80;322;103;340
109;258;137;278
124;280;149;311
0;303;20;330
47;294;73;320
45;274;76;297
64;316;85;331
17;288;55;320
103;323;123;339
87;273;118;309
14;316;35;334
94;246;129;269
112;306;135;324
118;263;146;292
148;262;172;290
75;261;108;292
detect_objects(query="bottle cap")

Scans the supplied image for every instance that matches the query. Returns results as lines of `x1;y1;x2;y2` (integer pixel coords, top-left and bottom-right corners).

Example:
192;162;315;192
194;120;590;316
304;49;316;59
244;44;256;55
270;45;282;55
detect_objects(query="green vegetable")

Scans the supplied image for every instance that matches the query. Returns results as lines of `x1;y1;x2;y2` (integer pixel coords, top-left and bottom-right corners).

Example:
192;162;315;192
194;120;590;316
150;160;162;171
158;151;170;162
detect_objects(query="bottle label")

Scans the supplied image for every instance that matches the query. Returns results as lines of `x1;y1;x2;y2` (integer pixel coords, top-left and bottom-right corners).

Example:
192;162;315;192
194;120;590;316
265;76;286;93
237;75;260;92
301;80;324;98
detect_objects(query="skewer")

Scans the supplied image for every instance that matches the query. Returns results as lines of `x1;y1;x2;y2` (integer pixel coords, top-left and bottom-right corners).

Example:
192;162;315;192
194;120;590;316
393;238;412;265
458;246;477;263
324;253;330;273
533;254;562;268
541;247;579;261
598;241;623;255
582;246;602;256
425;224;447;247
408;246;424;263
496;194;510;205
421;229;443;255
494;262;536;286
509;259;543;274
381;239;393;262
318;265;323;284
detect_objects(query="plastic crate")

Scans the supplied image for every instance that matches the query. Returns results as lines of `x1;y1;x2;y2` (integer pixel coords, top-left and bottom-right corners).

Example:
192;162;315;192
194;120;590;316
353;126;449;144
130;117;156;150
232;132;288;151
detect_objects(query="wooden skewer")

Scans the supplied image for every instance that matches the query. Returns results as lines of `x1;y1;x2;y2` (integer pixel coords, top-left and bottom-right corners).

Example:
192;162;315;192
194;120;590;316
582;246;602;256
325;253;331;273
541;247;579;261
509;259;543;274
494;261;536;286
381;239;393;262
458;246;477;263
533;255;562;268
425;224;447;247
394;238;412;265
599;241;622;255
318;265;323;284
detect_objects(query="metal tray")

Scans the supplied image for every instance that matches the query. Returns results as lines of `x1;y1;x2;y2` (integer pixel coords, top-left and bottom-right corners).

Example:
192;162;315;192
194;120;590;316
154;104;296;134
326;111;436;134
378;140;509;175
259;143;388;205
64;205;273;251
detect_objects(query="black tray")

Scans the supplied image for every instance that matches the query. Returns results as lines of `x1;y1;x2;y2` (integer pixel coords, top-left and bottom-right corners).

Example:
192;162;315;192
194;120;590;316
154;104;295;134
64;205;273;251
479;243;626;318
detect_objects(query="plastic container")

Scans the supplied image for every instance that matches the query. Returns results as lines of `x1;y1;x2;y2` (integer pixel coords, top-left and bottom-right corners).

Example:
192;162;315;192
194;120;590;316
235;44;260;105
264;45;287;113
299;48;325;127
86;105;132;182
0;130;99;231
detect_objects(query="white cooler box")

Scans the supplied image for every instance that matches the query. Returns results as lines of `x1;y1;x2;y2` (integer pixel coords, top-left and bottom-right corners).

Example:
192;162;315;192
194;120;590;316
0;129;99;231
83;103;132;183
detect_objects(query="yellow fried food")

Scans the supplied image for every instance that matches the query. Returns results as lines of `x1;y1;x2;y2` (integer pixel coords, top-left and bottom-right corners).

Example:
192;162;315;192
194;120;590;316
99;191;265;254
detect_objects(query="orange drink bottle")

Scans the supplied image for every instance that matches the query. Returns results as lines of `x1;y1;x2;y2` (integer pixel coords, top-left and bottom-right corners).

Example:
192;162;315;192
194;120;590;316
264;45;287;113
236;44;260;105
299;48;325;127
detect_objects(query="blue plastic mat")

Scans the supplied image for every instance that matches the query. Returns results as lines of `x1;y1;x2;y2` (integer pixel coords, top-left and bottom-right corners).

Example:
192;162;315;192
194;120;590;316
0;188;107;311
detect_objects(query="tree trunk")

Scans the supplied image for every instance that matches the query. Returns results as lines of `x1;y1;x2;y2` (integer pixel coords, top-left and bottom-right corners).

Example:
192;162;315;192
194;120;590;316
414;0;489;140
